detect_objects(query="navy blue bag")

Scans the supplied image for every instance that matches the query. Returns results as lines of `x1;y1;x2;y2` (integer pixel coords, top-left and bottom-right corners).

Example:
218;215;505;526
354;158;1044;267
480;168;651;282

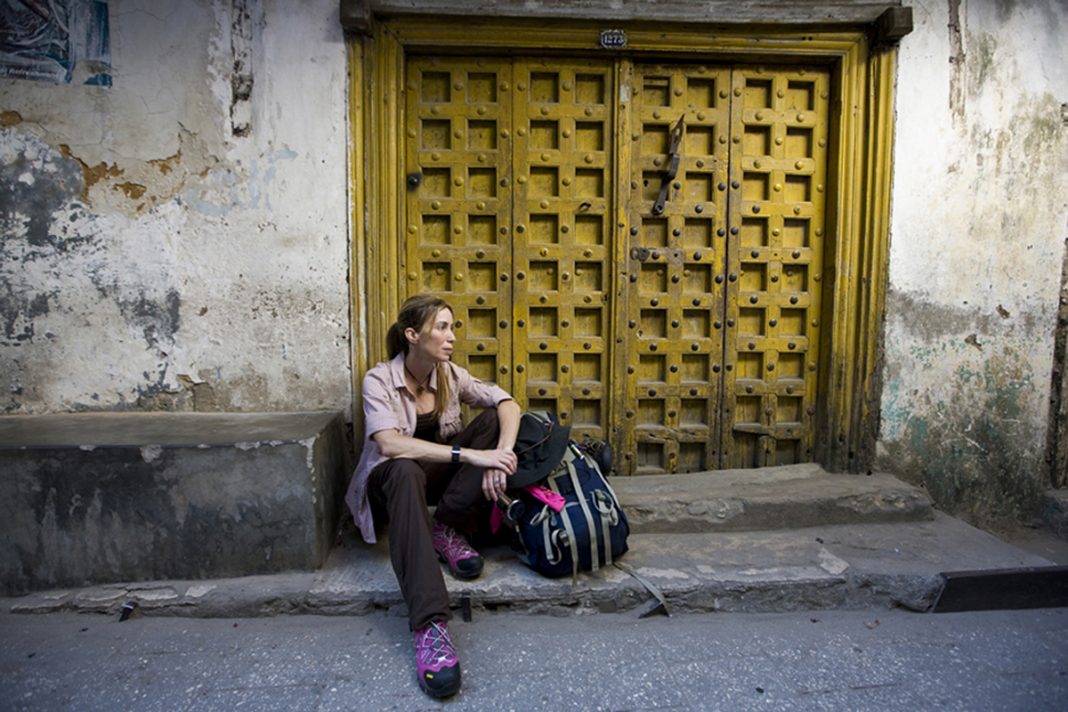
514;441;630;580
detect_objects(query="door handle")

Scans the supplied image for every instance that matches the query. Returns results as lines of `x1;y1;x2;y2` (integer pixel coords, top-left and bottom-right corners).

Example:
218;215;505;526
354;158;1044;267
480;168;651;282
630;246;650;262
651;116;684;216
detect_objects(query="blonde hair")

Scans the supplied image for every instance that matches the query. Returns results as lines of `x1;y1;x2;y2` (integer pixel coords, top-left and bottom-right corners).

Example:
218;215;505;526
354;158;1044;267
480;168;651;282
387;294;452;419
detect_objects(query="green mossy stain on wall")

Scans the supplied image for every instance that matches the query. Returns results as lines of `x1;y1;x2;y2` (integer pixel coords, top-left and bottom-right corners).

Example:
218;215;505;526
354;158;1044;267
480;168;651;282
880;352;1045;528
966;31;998;96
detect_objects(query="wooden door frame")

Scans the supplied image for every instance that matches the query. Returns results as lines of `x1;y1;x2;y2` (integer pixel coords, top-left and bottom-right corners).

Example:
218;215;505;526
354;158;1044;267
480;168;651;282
348;16;898;474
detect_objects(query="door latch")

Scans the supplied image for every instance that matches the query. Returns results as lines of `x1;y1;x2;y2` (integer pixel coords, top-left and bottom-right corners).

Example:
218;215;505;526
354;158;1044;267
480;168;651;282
630;246;650;262
651;116;684;216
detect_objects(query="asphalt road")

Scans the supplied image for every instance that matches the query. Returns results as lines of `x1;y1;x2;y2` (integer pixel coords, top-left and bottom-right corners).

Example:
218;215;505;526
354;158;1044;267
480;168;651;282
1;607;1066;711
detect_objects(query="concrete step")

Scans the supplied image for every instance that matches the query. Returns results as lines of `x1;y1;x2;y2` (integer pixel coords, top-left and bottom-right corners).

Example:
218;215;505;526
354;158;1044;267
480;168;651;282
0;411;349;596
1040;489;1068;540
611;463;934;533
7;513;1052;619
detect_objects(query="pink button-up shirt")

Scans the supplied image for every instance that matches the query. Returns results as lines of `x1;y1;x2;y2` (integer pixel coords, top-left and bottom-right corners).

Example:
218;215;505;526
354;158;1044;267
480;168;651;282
345;353;512;543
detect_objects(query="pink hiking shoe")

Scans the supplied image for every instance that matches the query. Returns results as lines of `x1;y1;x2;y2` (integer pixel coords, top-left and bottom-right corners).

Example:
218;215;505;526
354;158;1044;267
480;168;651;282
432;521;484;579
413;620;461;698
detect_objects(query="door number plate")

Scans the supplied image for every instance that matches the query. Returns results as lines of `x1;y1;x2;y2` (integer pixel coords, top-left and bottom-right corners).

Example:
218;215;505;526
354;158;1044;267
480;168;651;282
600;29;627;49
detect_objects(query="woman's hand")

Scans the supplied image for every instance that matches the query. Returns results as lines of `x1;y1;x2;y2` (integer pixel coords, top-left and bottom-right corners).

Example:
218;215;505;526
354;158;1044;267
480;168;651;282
481;466;514;502
466;447;517;501
465;446;517;473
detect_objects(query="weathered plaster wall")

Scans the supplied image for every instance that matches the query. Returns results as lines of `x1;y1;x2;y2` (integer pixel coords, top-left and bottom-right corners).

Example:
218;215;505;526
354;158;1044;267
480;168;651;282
880;0;1068;525
0;0;352;414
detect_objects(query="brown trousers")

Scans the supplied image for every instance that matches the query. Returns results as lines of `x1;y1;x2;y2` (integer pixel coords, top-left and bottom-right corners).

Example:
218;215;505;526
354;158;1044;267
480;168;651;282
367;409;501;630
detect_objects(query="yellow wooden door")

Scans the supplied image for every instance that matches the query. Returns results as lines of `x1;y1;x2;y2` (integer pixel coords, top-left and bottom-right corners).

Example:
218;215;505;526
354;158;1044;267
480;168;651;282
405;56;828;474
723;67;829;469
404;57;515;391
511;60;614;444
622;63;829;473
621;63;732;474
405;56;614;441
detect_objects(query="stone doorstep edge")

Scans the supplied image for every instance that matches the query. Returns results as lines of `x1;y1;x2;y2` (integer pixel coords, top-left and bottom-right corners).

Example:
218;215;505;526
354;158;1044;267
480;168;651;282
4;565;941;619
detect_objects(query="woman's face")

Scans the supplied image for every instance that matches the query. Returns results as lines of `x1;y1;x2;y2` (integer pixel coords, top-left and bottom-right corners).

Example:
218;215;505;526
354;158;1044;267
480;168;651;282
411;307;455;362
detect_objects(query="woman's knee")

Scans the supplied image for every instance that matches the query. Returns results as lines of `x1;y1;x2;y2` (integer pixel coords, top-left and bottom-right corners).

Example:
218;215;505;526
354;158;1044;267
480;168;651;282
376;459;428;498
461;408;500;446
469;408;500;431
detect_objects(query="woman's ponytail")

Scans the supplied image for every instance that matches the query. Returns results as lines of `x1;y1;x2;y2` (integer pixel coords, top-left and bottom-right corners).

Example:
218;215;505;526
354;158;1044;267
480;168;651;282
386;321;407;359
388;295;454;420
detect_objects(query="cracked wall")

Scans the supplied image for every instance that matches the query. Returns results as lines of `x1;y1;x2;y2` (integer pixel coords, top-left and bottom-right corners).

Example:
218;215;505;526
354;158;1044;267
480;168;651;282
0;0;352;415
879;0;1068;526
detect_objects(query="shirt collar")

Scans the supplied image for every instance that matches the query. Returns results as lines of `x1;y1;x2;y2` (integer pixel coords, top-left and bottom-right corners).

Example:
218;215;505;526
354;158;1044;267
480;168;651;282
388;352;439;392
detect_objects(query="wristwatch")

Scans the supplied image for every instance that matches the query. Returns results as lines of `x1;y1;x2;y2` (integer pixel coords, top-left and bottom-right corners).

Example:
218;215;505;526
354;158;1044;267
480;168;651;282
451;445;461;464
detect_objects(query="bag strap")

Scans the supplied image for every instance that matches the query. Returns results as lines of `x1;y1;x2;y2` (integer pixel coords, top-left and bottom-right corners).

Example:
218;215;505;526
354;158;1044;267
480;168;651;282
563;449;601;574
559;508;580;583
591;461;622;568
546;470;580;582
598;494;614;568
614;561;671;618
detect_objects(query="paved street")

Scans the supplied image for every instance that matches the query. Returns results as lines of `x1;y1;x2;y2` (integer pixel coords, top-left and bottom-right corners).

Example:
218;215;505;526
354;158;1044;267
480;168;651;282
2;607;1066;711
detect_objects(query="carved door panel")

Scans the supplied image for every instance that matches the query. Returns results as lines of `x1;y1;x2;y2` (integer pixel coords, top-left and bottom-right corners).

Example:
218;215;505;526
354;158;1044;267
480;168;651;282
621;63;829;473
621;63;732;474
511;60;614;443
723;67;829;469
405;57;613;441
405;57;515;391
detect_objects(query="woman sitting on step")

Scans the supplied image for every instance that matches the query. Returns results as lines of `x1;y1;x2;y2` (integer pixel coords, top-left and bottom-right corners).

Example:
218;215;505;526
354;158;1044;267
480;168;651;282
345;293;520;699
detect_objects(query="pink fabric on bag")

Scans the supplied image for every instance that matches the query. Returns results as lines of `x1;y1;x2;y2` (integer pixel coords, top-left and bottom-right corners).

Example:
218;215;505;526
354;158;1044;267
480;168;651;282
489;484;567;533
524;484;565;511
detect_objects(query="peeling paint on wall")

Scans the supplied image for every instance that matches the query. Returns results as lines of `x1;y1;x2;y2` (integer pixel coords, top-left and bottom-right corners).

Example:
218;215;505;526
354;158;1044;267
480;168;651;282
0;0;352;416
0;132;86;251
947;0;965;124
229;0;256;137
58;144;121;203
878;291;1048;525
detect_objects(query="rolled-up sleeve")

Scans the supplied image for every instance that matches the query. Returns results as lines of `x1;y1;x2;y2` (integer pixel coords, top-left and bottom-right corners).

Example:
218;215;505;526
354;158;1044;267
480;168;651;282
438;363;512;440
346;361;410;544
455;365;511;408
363;370;403;437
459;373;508;405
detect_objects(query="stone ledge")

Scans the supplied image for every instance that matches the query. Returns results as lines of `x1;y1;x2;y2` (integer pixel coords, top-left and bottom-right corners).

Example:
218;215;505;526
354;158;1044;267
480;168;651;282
0;411;349;596
7;514;1050;619
611;463;934;533
342;1;903;27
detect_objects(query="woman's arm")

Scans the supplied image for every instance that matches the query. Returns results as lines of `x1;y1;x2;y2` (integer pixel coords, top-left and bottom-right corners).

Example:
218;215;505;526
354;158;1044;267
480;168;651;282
495;398;521;451
373;427;517;472
481;398;522;501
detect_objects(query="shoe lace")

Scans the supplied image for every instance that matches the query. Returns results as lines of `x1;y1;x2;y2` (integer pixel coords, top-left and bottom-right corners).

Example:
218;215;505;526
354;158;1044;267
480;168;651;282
416;621;457;667
435;524;476;560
